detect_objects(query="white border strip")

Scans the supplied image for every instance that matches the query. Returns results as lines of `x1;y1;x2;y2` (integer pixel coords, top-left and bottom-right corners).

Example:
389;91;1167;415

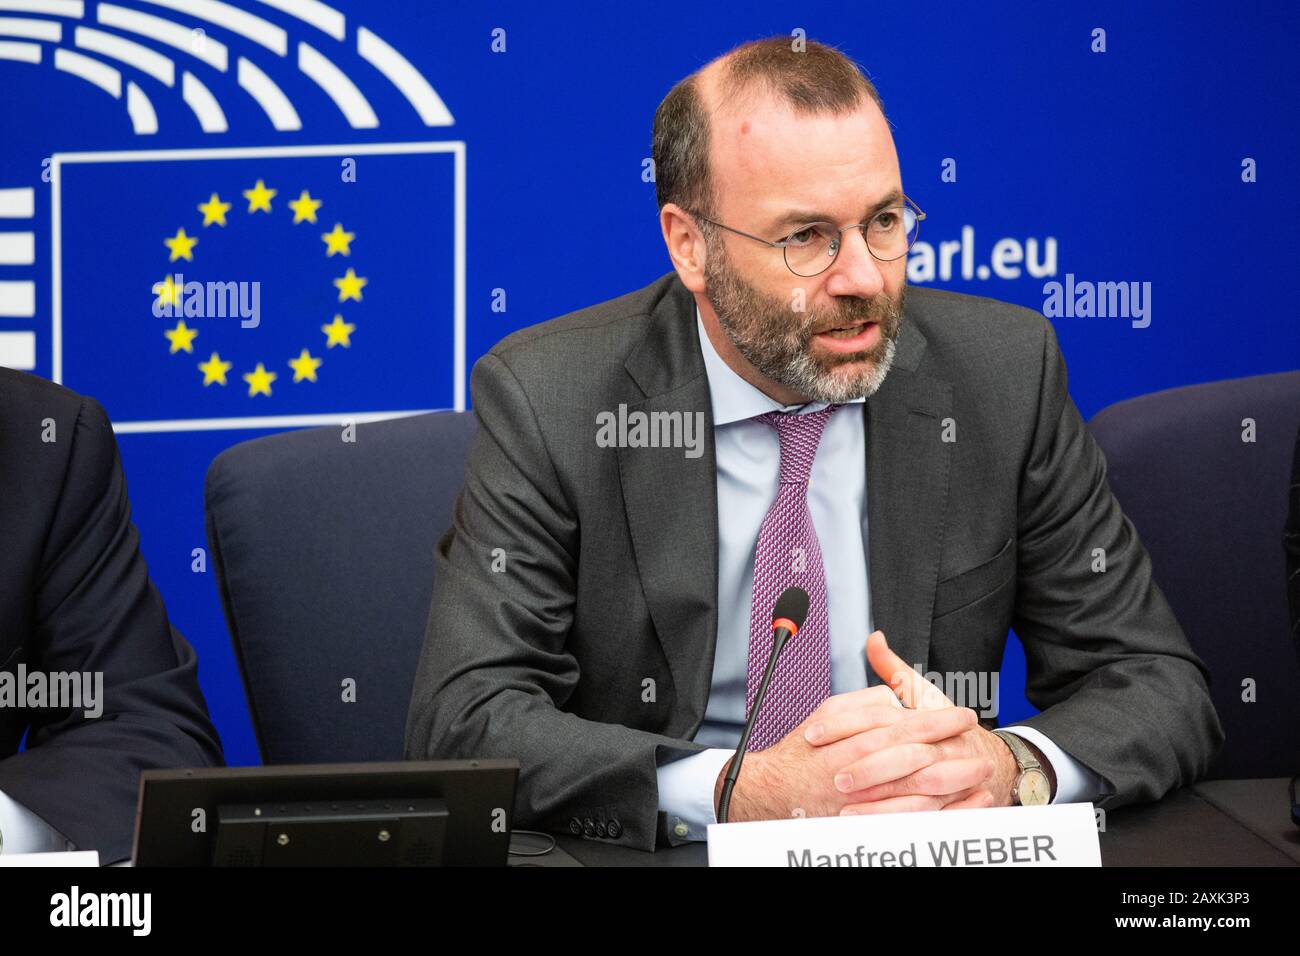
113;407;446;434
52;140;463;163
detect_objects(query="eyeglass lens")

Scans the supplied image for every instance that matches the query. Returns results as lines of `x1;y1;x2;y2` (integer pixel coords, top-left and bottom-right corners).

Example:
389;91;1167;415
784;205;920;275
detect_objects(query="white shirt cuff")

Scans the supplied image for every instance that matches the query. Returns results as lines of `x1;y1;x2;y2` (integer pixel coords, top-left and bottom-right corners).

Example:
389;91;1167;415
656;748;735;842
1000;725;1115;804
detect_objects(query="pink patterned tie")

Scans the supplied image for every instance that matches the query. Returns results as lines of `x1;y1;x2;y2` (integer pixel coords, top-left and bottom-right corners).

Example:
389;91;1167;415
744;404;842;751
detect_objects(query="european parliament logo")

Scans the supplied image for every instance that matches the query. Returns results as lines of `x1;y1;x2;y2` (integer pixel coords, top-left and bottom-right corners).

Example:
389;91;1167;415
0;1;465;431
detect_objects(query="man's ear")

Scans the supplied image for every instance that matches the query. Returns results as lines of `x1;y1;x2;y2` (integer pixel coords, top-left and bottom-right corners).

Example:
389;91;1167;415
660;203;707;294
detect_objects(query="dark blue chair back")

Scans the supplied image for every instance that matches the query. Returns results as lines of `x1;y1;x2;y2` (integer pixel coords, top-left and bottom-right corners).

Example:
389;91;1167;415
205;412;476;764
1087;371;1300;778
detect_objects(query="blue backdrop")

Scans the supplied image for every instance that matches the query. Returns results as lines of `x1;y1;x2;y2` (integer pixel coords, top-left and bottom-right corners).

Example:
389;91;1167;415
2;0;1297;766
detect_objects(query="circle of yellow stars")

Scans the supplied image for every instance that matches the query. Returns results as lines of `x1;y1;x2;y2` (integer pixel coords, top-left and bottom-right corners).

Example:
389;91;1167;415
152;180;366;397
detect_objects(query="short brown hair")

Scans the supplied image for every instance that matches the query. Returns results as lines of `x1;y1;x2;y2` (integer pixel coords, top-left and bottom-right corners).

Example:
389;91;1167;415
652;37;886;228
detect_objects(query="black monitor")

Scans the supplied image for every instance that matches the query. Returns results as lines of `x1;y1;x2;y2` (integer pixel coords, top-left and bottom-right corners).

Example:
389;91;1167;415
133;759;518;866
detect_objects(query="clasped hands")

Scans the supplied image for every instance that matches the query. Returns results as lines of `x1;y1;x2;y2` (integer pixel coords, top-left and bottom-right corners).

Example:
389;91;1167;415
716;630;1020;822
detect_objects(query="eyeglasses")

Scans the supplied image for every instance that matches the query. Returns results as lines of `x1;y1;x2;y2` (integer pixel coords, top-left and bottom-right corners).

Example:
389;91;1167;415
689;195;926;277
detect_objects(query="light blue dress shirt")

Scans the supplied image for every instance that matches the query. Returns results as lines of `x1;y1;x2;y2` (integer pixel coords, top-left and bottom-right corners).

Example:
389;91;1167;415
655;307;1112;841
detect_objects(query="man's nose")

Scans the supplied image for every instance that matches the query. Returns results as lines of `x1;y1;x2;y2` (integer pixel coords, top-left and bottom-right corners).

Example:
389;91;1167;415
823;226;886;298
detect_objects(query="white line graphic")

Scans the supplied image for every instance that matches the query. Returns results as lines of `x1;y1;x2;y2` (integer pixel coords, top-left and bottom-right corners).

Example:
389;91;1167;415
76;25;176;86
52;48;158;133
0;280;35;317
357;27;453;126
0;332;37;370
7;3;457;136
58;25;227;132
254;0;343;40
0;232;36;264
54;47;120;97
97;3;228;72
136;0;286;56
0;187;34;218
0;38;39;62
0;1;83;16
183;70;228;131
298;41;377;128
0;15;61;40
237;56;301;130
126;80;158;133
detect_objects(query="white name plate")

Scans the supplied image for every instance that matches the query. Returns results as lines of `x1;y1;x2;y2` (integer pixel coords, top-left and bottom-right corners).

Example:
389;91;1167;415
0;851;100;867
708;802;1100;867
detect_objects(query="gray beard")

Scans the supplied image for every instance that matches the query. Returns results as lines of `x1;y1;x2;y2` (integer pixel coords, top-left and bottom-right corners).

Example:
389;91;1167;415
769;330;898;403
704;238;904;404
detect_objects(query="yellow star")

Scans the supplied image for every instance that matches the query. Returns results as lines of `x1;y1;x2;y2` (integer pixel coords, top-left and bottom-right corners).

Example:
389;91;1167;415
153;274;182;309
321;314;356;348
243;179;277;213
288;348;323;383
288;189;323;224
198;352;233;386
321;222;355;257
164;319;199;354
197;193;232;227
243;362;277;397
164;227;199;262
333;267;367;302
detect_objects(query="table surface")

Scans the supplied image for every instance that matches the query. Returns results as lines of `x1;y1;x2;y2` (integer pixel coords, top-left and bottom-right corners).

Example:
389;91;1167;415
508;777;1300;867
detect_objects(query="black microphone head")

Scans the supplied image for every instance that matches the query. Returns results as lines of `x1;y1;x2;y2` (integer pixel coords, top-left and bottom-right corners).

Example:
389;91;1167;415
771;586;810;634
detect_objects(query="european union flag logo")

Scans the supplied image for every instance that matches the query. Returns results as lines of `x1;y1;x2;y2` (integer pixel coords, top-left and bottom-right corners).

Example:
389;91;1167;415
54;142;464;430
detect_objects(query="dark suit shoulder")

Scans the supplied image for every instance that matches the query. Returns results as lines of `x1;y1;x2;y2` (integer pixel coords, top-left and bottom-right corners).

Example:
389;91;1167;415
901;285;1059;396
0;366;93;430
0;369;116;511
488;273;678;363
903;285;1051;352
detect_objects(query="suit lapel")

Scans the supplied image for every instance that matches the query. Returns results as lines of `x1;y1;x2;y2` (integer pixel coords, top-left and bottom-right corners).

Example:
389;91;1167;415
864;315;953;677
617;280;718;735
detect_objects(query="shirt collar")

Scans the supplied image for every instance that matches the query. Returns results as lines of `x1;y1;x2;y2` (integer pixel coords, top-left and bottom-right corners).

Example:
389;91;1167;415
695;303;866;426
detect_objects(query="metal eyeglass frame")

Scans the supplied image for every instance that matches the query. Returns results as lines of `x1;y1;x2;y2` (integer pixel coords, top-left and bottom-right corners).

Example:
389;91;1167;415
688;194;927;276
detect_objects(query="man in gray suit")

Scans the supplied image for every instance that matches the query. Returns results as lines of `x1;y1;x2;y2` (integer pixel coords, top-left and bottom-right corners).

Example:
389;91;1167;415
405;37;1223;850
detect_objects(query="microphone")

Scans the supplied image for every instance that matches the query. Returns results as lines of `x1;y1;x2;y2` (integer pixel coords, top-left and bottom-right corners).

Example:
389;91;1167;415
717;586;810;824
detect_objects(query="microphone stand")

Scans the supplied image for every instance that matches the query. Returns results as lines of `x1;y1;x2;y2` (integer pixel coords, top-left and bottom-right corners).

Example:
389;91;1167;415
717;623;795;824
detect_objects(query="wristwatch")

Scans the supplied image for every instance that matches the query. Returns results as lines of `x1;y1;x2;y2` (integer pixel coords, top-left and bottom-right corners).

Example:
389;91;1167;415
992;730;1052;806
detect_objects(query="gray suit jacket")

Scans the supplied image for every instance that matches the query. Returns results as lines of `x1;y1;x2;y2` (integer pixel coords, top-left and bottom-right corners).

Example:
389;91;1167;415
404;270;1224;851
